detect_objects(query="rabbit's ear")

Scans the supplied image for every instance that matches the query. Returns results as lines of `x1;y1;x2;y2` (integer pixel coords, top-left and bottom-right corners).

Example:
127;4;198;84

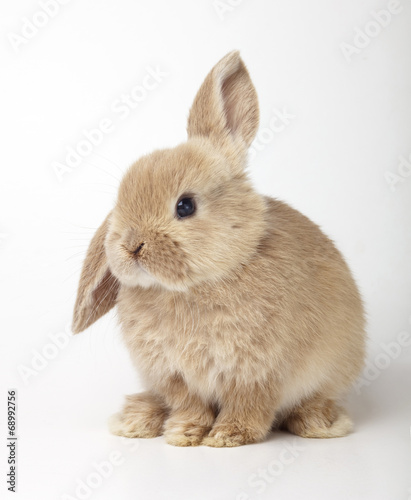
72;213;119;334
187;51;259;150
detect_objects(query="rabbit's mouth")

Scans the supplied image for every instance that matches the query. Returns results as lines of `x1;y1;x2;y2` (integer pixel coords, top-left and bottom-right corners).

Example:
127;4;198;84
116;260;158;289
103;236;157;289
134;260;151;279
132;262;158;288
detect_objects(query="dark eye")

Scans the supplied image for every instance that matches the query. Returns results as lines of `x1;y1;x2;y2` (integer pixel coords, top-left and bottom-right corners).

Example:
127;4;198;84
176;197;196;219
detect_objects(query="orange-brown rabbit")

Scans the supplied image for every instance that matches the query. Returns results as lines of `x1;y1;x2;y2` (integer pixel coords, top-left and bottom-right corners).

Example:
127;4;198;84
72;51;365;447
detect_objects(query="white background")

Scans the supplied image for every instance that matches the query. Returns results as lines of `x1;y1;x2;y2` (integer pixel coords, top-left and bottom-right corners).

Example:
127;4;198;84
1;0;410;499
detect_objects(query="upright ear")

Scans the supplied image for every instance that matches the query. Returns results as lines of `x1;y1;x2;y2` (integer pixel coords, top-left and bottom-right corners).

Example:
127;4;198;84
72;213;120;334
187;51;259;150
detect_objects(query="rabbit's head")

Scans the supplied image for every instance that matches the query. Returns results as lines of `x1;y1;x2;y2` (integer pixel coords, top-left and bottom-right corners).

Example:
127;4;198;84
73;51;266;333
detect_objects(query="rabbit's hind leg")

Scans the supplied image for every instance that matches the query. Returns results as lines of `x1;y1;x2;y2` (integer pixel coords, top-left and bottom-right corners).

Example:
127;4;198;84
281;395;352;439
109;391;168;438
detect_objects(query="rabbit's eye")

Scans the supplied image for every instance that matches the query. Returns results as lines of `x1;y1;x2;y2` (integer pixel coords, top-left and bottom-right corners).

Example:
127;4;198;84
176;197;196;219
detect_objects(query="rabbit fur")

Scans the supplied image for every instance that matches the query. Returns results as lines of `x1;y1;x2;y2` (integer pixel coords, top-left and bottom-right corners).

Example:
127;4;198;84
72;51;365;447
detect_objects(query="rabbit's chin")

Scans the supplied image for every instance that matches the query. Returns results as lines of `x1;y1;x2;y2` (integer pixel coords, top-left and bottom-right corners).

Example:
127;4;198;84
113;263;189;293
118;268;158;289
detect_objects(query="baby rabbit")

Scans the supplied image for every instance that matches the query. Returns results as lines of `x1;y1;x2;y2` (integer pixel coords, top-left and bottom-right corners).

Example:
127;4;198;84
72;51;365;447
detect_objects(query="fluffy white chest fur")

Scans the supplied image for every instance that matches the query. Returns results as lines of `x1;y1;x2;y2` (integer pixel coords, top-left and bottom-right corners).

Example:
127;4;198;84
118;283;270;399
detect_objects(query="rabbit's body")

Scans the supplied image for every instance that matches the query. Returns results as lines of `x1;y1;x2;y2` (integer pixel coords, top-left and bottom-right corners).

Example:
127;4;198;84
118;197;364;415
73;52;365;447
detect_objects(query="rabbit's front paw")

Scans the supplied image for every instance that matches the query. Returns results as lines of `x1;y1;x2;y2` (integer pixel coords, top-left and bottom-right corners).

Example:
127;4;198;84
164;412;214;447
109;392;168;439
202;422;266;447
164;422;211;447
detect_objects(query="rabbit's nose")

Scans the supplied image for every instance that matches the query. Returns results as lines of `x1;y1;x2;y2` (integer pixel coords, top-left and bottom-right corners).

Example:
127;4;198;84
132;242;145;257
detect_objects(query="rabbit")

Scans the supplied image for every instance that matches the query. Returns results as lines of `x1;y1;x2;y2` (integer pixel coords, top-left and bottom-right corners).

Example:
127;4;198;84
72;51;366;447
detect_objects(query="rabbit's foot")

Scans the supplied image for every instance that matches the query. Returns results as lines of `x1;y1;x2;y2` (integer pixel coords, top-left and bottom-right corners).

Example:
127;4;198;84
202;422;266;447
109;392;168;438
164;410;214;447
164;422;212;447
282;397;352;438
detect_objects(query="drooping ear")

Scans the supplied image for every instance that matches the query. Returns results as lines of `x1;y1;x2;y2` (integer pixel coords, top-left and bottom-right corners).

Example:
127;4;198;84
187;50;259;149
72;212;120;334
